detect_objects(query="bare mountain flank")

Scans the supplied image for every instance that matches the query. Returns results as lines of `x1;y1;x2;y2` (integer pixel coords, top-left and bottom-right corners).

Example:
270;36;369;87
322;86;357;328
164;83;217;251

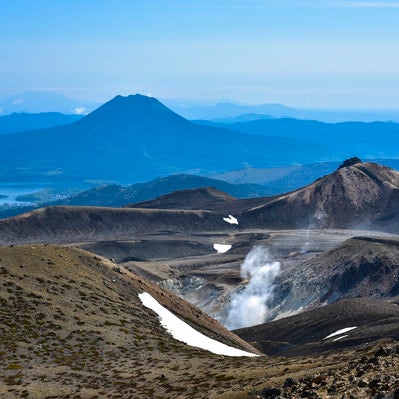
128;186;236;210
0;206;231;245
242;159;399;230
0;244;264;398
268;236;399;320
235;296;399;357
2;160;399;247
3;245;399;398
126;159;399;232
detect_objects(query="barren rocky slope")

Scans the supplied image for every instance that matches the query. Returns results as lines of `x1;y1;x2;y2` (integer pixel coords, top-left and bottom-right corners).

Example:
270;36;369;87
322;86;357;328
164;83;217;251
235;297;399;357
267;236;399;321
127;159;399;232
2;244;399;398
241;159;399;230
2;160;399;247
0;206;231;245
0;244;264;398
129;186;236;210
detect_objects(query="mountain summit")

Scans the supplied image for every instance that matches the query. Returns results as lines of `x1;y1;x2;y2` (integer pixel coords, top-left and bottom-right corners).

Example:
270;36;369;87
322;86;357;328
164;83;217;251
242;160;399;230
80;94;187;128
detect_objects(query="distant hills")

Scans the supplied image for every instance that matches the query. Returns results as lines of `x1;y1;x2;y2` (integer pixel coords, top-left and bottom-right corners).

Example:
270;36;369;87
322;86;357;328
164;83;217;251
3;90;399;122
0;91;98;114
0;94;330;183
167;99;399;123
0;112;81;134
1;93;399;214
0;172;275;219
197;118;399;161
53;174;272;207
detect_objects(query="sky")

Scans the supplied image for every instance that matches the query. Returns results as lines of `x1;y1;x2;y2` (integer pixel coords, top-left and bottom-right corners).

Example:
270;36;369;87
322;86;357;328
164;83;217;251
2;0;399;108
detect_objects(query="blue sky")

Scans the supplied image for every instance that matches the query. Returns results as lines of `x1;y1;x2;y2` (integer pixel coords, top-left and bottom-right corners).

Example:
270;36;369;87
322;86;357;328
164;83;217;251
2;0;399;108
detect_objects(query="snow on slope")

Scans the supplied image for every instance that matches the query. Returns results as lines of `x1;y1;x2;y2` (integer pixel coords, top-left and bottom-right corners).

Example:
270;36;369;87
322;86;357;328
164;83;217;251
138;292;258;357
223;214;239;225
213;243;232;253
323;327;357;340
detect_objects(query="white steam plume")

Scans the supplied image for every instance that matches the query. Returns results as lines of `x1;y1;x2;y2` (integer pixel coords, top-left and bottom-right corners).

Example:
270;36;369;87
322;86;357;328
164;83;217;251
225;246;280;330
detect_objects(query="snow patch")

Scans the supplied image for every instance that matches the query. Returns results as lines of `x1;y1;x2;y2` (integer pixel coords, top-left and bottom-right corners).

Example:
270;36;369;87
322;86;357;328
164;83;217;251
323;327;357;340
213;243;232;253
138;292;258;357
223;214;239;225
333;335;348;342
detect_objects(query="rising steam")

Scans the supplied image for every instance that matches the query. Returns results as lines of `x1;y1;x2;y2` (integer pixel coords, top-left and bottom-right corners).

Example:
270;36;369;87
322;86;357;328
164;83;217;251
225;246;280;330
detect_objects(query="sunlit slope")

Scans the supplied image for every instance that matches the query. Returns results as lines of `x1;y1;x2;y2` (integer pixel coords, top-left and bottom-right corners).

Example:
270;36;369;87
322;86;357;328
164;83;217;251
0;244;264;398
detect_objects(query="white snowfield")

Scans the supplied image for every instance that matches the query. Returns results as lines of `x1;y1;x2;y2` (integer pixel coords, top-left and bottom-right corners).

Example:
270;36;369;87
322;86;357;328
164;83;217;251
323;326;357;340
138;292;258;357
213;243;232;253
223;214;239;225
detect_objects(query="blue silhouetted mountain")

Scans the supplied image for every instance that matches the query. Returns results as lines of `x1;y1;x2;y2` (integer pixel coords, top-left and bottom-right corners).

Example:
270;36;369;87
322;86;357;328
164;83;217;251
199;117;399;160
167;99;399;123
0;94;331;183
0;112;82;134
0;91;98;114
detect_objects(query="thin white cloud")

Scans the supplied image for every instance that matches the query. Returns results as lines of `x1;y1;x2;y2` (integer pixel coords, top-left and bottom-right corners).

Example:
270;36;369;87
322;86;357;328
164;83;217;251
74;107;87;115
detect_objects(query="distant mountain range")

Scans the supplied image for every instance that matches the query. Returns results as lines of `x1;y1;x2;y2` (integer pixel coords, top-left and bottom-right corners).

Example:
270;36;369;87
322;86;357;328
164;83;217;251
0;94;330;183
166;99;399;123
0;91;98;115
197;118;399;161
3;91;399;123
0;112;82;134
1;93;399;205
51;174;273;207
0;174;273;219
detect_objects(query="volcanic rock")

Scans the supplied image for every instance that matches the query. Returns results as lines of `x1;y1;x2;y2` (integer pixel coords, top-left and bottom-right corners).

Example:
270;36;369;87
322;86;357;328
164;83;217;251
241;161;399;230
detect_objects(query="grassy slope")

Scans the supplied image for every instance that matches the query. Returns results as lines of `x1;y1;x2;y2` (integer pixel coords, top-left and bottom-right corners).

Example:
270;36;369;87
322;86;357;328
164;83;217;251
1;244;399;398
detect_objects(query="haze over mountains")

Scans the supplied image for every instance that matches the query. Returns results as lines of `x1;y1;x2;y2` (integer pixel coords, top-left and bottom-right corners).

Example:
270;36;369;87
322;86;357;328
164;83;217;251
198;117;399;162
5;90;399;123
0;112;82;134
0;94;332;184
166;99;399;123
1;93;399;189
0;91;98;115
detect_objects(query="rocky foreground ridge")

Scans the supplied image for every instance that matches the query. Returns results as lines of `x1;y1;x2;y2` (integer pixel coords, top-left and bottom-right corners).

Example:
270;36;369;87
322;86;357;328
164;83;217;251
2;245;399;398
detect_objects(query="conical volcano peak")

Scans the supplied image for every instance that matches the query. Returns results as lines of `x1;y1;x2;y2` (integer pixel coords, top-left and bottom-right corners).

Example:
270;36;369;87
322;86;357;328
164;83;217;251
109;93;162;107
81;93;186;125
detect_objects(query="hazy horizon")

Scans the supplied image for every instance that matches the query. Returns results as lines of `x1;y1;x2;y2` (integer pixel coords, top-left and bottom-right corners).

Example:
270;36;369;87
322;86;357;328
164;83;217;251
2;1;399;109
